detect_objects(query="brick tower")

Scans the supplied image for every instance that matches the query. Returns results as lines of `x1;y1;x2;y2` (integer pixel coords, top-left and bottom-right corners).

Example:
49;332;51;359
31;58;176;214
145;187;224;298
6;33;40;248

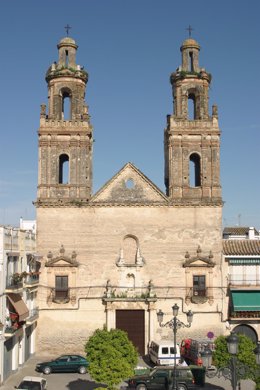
36;36;93;206
164;38;222;205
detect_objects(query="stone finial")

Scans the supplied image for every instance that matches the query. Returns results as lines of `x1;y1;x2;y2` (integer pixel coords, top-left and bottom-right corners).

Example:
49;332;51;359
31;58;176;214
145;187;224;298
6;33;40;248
197;246;202;255
105;279;112;298
40;104;46;118
148;280;155;297
185;251;190;259
71;250;77;260
47;251;53;259
82;104;89;120
212;104;218;118
60;245;65;255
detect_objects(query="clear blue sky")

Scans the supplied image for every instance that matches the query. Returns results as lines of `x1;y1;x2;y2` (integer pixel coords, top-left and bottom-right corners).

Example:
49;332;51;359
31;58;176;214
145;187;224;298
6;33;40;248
1;0;259;229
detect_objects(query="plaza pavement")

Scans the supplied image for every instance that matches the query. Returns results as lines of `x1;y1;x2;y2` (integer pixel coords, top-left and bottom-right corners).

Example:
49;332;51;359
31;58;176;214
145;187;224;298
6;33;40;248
0;355;256;390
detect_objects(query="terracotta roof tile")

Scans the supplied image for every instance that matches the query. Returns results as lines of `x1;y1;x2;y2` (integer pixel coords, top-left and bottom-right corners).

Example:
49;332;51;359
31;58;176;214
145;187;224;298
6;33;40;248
223;240;260;256
223;227;259;236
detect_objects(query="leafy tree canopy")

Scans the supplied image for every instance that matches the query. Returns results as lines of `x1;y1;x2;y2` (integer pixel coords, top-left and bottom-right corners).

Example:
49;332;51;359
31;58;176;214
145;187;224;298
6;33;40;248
213;334;260;387
85;328;138;390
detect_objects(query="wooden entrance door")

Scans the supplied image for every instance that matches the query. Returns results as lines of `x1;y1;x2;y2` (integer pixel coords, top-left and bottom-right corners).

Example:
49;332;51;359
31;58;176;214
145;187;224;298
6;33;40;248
116;310;145;355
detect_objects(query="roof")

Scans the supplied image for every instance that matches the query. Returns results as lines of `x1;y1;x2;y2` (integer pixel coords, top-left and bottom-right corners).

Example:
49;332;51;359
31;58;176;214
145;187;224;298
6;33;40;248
181;38;200;50
91;162;168;204
21;376;45;382
223;240;260;256
59;37;76;45
223;227;259;236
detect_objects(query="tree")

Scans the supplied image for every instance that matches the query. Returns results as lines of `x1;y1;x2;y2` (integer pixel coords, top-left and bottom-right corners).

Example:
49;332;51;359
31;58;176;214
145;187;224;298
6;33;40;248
213;334;260;389
85;328;138;390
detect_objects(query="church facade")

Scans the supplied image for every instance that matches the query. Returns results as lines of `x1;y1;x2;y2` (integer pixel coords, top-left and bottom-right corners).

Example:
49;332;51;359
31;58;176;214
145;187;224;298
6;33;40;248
35;36;225;355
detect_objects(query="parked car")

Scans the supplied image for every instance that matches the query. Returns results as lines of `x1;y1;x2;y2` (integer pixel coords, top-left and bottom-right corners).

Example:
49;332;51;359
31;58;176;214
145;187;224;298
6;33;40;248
180;338;215;366
15;376;47;390
127;366;197;390
148;340;181;365
35;354;89;374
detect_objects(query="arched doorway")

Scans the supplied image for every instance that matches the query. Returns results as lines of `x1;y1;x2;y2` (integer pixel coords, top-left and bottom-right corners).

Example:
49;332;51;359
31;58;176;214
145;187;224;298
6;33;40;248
233;324;258;343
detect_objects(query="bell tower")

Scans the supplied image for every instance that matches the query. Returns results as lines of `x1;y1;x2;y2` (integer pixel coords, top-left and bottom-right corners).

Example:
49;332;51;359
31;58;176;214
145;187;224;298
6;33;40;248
36;36;93;206
164;38;222;205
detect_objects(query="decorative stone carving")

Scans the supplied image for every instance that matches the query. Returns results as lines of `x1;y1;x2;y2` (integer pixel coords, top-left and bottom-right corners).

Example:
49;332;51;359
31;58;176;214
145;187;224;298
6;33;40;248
45;245;79;267
183;246;215;268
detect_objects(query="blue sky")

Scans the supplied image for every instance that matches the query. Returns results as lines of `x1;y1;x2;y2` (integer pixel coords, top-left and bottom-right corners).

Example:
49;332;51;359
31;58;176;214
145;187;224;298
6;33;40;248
1;0;260;229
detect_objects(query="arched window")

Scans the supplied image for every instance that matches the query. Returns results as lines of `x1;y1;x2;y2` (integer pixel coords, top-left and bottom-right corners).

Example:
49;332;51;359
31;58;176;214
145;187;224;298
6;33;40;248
59;154;69;184
189;51;194;72
126;273;135;289
188;93;196;120
123;235;138;264
65;50;69;67
60;88;72;120
189;153;201;187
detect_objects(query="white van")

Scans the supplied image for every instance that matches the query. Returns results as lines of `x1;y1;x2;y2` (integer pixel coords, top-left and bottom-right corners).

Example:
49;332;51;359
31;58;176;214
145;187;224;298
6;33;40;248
149;340;181;366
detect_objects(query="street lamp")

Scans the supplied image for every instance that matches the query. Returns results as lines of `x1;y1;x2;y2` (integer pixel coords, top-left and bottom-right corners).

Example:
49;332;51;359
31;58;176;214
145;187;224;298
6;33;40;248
157;304;193;390
201;332;260;390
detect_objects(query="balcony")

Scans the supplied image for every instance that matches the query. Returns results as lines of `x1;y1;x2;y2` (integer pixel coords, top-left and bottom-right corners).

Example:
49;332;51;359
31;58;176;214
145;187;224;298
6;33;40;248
228;275;260;288
26;307;39;325
5;274;23;293
185;287;213;304
24;273;40;289
4;315;24;338
229;311;260;320
47;288;77;305
4;325;18;337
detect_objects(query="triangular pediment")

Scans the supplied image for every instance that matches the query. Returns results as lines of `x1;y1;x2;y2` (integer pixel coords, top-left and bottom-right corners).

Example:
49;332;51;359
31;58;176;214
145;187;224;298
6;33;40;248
45;245;79;267
91;163;168;204
183;246;215;268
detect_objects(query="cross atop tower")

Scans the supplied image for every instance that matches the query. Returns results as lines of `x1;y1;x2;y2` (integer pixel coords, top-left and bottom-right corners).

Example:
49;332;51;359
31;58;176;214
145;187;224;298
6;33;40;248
186;25;194;38
64;24;72;36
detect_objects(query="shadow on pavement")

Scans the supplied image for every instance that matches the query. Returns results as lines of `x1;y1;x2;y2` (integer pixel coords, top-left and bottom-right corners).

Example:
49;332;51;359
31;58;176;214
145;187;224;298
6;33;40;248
141;355;153;367
66;378;106;390
203;384;225;390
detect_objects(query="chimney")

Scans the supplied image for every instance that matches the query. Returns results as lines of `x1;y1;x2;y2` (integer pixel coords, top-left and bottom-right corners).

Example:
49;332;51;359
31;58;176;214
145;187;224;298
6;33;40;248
248;227;255;240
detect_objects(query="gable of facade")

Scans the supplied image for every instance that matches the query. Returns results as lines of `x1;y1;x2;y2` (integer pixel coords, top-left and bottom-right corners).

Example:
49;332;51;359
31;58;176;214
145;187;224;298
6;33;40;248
91;163;168;204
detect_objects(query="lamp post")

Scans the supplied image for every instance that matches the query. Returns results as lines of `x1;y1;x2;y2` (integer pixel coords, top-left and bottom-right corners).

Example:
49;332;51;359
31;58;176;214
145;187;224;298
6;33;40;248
157;304;193;390
201;332;260;390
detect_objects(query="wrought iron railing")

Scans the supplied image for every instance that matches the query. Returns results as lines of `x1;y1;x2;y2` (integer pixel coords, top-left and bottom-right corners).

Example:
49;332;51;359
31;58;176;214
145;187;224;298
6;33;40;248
228;275;260;286
28;307;39;319
5;274;23;289
230;311;260;319
24;273;40;285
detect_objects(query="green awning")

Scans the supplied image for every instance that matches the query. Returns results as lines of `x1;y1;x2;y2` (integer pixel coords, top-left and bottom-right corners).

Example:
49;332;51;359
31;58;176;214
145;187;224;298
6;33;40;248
229;259;260;265
231;291;260;311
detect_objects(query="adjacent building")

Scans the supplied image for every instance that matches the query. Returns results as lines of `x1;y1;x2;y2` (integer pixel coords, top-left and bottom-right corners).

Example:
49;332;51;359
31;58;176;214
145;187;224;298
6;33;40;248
223;226;260;342
0;221;38;383
35;35;227;356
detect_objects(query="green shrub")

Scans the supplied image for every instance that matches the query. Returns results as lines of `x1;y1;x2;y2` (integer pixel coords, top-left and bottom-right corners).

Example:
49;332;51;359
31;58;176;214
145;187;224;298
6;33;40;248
85;328;138;390
213;334;259;384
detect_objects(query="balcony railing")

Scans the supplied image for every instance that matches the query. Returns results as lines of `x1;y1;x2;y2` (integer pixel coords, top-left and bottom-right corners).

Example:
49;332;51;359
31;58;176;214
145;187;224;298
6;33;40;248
47;288;76;304
228;275;260;286
4;326;17;335
230;311;260;319
185;287;211;304
24;273;40;286
26;307;39;324
5;275;23;291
